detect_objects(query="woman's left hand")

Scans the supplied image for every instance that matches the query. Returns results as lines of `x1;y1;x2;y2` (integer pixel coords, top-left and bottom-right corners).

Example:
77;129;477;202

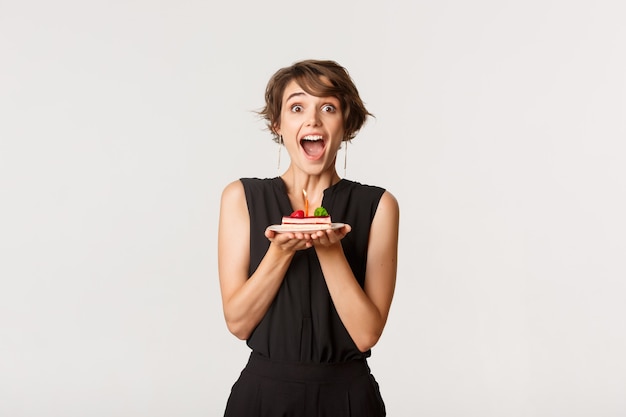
310;224;352;248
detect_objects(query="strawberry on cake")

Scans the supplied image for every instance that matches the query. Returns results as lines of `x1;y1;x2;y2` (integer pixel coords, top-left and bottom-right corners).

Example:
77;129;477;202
281;207;332;231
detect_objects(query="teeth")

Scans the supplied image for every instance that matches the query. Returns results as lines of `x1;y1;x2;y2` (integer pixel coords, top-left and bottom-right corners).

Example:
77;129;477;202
302;135;323;141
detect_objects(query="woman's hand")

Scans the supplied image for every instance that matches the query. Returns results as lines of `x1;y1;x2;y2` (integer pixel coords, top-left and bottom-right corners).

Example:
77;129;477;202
266;224;352;251
310;224;352;248
265;228;315;251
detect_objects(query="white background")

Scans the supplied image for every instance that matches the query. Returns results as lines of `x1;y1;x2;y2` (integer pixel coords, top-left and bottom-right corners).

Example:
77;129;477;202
1;1;625;416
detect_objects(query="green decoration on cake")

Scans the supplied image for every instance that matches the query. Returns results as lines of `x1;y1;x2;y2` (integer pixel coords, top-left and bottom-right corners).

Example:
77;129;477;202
314;207;329;217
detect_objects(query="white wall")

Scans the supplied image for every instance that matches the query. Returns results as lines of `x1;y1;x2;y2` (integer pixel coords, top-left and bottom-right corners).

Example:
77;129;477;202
1;1;624;416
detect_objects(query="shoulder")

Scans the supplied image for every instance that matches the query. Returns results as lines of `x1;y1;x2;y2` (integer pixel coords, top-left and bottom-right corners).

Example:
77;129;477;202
221;177;285;210
341;179;385;193
378;190;399;219
354;181;398;226
340;179;386;202
221;177;273;198
342;179;394;209
220;180;247;217
221;179;245;201
370;190;399;246
237;177;283;194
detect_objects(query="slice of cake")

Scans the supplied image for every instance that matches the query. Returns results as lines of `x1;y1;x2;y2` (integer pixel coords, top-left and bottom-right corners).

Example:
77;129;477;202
281;207;332;231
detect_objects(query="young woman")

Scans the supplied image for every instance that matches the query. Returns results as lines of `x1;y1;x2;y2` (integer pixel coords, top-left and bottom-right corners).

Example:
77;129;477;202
218;59;399;417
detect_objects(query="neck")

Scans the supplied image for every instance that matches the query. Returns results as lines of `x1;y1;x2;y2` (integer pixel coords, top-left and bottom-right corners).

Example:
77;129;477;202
280;167;340;212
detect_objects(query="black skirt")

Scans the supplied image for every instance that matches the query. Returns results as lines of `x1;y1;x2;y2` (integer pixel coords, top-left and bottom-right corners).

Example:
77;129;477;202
224;352;386;417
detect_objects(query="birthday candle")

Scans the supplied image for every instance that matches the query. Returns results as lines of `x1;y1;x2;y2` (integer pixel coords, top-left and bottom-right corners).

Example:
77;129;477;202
302;189;308;217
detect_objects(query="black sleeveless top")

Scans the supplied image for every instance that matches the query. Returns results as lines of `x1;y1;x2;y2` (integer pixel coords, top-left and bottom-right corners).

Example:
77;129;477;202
240;177;386;363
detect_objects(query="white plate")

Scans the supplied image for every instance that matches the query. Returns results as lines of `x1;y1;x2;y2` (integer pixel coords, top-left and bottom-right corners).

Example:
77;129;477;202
267;223;346;234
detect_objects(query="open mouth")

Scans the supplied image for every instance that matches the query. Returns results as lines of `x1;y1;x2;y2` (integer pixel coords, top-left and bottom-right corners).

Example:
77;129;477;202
300;135;326;158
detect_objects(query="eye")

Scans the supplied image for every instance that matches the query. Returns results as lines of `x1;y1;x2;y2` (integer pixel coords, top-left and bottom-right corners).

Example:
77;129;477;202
290;104;303;112
322;104;336;113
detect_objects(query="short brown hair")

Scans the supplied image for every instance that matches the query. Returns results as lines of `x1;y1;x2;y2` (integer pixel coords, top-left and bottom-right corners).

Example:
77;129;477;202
258;60;373;143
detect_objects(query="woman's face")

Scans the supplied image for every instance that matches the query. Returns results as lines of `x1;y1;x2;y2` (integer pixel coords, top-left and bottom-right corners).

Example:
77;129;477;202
275;79;345;176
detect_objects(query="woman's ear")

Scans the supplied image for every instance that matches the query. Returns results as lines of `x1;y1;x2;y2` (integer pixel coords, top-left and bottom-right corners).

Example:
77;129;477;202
272;123;281;136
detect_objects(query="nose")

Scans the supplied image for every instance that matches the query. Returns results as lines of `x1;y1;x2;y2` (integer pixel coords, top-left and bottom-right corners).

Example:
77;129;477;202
305;109;321;126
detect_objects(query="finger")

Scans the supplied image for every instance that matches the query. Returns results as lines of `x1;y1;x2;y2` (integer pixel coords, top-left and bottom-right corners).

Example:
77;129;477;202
294;232;311;240
332;224;351;239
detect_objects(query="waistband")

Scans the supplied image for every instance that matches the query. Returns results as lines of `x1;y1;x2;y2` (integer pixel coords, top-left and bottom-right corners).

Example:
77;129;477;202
244;352;371;383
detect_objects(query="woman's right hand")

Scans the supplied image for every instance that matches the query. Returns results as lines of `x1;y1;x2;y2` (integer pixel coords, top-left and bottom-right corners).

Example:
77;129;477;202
265;229;314;251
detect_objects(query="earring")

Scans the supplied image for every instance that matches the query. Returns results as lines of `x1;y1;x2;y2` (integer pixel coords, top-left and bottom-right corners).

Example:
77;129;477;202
277;135;283;173
343;139;349;177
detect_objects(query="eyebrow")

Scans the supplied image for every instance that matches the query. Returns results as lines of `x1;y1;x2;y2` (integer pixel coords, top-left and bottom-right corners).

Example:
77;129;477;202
284;91;340;105
285;91;305;102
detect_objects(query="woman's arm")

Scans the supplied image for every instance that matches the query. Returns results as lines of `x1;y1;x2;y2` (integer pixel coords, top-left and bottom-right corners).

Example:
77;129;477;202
218;180;312;340
313;191;399;352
